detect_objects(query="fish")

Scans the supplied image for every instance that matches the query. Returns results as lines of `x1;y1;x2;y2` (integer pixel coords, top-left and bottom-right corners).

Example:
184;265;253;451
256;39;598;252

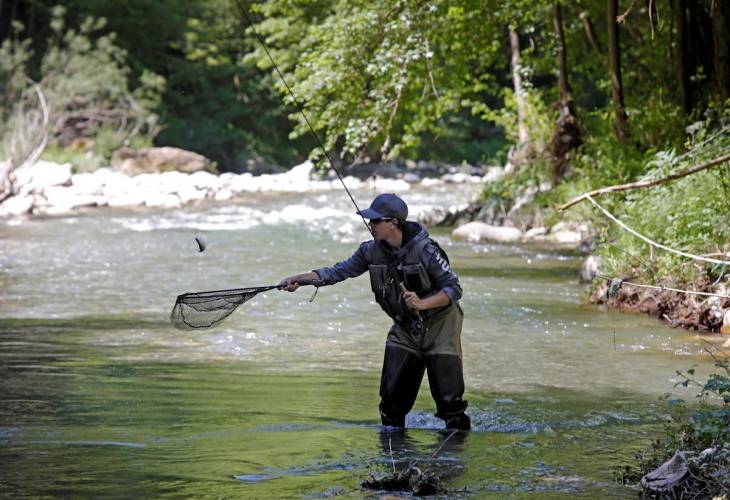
195;234;206;253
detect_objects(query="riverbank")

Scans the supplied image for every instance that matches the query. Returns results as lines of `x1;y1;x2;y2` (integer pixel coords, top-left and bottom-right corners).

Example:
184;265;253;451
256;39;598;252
0;159;592;248
591;274;730;336
0;159;492;217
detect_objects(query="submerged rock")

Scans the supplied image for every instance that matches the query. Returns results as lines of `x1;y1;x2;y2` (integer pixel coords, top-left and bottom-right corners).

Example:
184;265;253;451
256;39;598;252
362;465;440;496
640;451;688;494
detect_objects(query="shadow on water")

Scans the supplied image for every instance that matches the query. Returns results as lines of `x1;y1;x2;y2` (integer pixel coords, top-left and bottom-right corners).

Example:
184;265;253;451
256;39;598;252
0;315;168;332
456;263;578;281
0;327;655;498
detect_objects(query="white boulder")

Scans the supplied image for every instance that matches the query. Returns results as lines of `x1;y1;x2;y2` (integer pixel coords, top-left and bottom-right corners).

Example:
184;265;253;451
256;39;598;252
524;226;548;239
189;170;222;191
369;177;410;192
70;172;106;195
15;161;72;194
144;192;181;208
214;189;233;201
580;255;602;283
452;222;523;243
0;195;34;216
41;185;100;211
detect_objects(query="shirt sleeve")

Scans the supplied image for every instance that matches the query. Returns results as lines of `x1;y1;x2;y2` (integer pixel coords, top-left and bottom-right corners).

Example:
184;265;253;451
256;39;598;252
421;242;462;303
312;241;371;285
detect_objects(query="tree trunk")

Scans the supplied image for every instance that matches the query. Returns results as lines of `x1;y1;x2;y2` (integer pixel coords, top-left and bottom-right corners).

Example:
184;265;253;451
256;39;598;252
580;11;603;54
555;3;571;100
687;0;713;79
10;0;18;28
548;2;582;183
675;0;692;113
509;30;529;146
607;0;629;143
712;0;730;103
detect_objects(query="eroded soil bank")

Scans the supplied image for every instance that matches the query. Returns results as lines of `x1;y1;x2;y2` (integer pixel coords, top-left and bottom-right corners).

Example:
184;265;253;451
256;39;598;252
591;276;730;335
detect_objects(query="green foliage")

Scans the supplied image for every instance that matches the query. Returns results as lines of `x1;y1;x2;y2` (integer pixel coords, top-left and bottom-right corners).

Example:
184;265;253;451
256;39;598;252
40;6;163;146
248;0;513;164
476;87;553;154
1;6;163;166
671;354;730;450
593;116;730;284
617;349;730;495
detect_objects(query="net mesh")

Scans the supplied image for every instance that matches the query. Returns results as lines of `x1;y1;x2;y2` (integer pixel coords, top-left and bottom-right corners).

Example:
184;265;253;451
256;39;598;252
170;285;277;330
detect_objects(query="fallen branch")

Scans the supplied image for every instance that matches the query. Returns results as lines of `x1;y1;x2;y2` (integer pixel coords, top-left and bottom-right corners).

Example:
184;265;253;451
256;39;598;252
16;80;50;171
586;195;729;265
558;151;730;211
1;80;51;203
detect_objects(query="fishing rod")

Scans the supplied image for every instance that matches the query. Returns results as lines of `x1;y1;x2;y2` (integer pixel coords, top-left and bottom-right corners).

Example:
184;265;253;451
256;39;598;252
234;0;373;237
170;3;427;331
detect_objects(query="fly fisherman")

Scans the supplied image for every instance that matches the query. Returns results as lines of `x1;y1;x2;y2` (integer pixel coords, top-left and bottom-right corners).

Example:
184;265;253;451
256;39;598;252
279;193;470;431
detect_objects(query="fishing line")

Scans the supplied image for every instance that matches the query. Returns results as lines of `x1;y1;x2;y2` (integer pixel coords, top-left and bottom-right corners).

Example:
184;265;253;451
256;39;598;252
232;3;428;359
234;0;372;236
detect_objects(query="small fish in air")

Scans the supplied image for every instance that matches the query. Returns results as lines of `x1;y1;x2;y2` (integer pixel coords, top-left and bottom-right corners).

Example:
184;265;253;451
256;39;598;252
195;234;207;253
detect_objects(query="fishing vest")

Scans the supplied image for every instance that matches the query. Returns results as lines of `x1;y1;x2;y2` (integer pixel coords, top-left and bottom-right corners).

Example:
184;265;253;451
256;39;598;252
367;237;450;333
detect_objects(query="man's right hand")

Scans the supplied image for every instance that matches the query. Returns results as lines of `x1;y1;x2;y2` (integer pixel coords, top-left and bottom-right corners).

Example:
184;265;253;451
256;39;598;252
278;276;301;292
278;272;319;292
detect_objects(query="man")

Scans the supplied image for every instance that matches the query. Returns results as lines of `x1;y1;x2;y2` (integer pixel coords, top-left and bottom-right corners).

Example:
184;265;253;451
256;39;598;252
280;193;470;431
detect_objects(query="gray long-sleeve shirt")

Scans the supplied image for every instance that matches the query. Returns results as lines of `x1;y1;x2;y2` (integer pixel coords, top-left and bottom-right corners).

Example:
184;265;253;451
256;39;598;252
313;222;462;304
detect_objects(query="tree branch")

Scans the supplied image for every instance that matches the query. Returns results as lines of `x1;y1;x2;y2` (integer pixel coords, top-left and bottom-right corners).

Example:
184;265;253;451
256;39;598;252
558;151;730;211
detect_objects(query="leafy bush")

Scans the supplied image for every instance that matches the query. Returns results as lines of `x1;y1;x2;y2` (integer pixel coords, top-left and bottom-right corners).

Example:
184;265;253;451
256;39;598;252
619;348;730;497
593;116;730;284
0;6;164;168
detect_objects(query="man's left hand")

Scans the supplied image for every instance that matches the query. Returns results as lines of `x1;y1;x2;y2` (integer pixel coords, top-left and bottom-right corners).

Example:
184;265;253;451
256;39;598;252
400;282;424;311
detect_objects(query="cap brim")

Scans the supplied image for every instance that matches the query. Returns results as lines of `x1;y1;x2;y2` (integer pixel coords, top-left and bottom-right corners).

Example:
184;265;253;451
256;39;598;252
356;208;385;219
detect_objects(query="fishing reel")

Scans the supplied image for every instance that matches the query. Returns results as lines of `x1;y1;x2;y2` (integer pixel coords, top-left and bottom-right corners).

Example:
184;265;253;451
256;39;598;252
410;316;425;335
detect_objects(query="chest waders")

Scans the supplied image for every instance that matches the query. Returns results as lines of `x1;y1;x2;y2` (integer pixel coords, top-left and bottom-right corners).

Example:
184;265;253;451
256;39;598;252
367;239;470;430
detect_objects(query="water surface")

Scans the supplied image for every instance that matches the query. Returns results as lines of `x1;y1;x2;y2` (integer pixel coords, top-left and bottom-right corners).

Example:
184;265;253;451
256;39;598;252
0;186;718;497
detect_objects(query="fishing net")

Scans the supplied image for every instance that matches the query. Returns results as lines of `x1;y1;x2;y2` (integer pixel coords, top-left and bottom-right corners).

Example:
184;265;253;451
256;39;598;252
170;285;278;330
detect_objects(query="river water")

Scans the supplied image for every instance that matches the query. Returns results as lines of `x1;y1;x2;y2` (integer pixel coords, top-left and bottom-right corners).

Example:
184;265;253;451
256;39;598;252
0;184;718;497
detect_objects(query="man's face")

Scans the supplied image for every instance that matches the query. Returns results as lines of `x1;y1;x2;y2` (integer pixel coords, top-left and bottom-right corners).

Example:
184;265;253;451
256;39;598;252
368;218;397;240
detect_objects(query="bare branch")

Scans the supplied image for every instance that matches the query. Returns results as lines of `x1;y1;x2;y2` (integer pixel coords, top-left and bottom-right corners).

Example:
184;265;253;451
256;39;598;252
16;80;50;171
558;152;730;211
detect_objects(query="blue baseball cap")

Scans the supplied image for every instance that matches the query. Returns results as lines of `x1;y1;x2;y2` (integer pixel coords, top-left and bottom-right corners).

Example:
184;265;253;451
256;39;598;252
357;193;408;220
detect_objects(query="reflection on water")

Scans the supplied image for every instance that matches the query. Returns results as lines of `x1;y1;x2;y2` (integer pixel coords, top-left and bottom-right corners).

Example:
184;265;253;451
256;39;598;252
0;185;718;497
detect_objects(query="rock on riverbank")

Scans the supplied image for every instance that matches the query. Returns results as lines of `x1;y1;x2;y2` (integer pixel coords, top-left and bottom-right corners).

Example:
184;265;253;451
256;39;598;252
450;220;592;248
0;160;494;219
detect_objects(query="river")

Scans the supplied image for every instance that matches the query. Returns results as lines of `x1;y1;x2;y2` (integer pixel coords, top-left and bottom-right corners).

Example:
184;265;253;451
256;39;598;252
0;184;717;497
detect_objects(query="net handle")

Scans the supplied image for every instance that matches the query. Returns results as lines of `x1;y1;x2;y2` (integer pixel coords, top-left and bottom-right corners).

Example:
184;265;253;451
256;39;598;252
177;279;325;299
177;285;278;300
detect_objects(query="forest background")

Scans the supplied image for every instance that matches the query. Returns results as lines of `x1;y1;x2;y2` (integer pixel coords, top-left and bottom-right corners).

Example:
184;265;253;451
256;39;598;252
1;0;730;306
2;0;730;493
1;0;728;292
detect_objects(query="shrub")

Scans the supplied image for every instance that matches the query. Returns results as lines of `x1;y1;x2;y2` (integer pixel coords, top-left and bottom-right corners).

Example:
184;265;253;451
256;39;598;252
0;6;164;169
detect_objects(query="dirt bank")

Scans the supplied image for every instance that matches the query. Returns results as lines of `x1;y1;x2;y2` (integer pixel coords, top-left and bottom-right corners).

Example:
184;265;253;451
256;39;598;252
591;276;730;333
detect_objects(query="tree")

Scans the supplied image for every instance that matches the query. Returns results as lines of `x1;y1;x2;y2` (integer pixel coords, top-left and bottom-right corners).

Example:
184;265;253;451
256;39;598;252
0;5;163;198
248;0;521;164
674;0;692;113
509;30;529;147
711;0;730;103
547;1;581;182
607;0;629;143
